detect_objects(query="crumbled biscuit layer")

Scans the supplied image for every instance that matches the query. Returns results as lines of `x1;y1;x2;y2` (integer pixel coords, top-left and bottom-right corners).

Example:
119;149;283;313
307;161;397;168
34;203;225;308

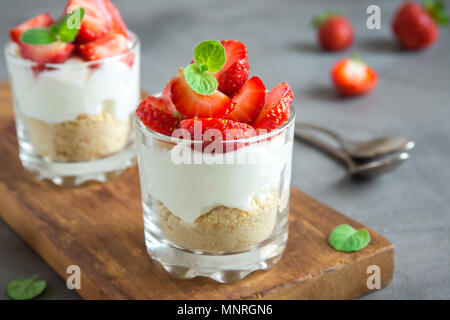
157;193;280;252
26;112;131;162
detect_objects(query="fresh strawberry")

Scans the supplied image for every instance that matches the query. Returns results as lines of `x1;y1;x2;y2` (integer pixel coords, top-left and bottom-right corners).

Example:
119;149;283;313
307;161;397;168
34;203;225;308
103;0;129;37
392;0;449;50
136;96;180;136
212;40;249;97
120;52;135;67
179;118;256;152
253;82;293;130
226;76;266;124
311;13;354;51
65;0;112;43
170;68;235;118
76;33;127;60
18;41;75;64
162;78;183;117
331;58;378;97
9;13;54;43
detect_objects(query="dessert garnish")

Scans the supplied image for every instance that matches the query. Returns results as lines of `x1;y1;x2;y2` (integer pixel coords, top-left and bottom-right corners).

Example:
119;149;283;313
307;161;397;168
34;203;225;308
328;224;371;252
9;0;131;64
331;56;378;97
136;40;294;140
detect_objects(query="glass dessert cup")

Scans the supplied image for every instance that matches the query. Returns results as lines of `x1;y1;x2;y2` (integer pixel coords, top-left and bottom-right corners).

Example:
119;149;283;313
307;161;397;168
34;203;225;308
4;33;140;186
134;109;295;283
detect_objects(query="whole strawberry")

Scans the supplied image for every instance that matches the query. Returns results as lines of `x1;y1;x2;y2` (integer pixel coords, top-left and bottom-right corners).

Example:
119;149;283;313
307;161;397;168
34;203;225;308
311;12;354;51
392;0;450;50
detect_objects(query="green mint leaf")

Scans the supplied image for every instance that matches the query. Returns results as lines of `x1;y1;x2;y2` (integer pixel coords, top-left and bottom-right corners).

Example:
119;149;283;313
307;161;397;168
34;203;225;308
7;275;46;300
193;40;226;74
328;224;371;252
184;64;218;95
55;7;85;42
20;28;57;45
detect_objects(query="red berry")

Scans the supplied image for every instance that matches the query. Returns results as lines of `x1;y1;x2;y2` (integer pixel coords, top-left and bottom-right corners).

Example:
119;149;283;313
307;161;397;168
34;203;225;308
76;33;128;61
136;96;180;136
331;58;378;97
9;13;54;43
312;14;354;51
102;0;129;37
18;41;75;64
170;68;235;118
66;0;112;43
213;40;249;97
253;83;293;130
392;1;442;50
226;76;266;124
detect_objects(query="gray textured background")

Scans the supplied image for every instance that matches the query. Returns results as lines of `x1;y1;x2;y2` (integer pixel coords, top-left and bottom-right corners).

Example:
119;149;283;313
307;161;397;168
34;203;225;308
1;0;449;300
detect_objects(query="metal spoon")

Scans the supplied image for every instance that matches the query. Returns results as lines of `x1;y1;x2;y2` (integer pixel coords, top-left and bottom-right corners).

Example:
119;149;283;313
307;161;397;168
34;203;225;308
296;122;415;160
294;127;410;178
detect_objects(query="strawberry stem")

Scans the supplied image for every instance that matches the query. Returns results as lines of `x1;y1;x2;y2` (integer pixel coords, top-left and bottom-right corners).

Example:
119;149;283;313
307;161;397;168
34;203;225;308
310;10;340;28
424;0;450;26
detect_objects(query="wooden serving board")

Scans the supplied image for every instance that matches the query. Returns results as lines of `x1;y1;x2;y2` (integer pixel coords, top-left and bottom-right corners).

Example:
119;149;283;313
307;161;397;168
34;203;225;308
0;81;394;299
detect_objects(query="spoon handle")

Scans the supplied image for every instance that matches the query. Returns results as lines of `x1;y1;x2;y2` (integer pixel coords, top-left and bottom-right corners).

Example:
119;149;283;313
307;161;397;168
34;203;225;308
295;122;343;142
294;126;354;170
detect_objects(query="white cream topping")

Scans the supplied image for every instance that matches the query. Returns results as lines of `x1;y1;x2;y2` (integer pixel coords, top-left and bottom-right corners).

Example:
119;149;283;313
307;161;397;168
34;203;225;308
137;135;293;223
5;42;140;123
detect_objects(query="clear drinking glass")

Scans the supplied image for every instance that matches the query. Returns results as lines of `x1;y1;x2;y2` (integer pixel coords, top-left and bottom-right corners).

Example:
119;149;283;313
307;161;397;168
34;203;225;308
134;109;295;283
4;33;140;186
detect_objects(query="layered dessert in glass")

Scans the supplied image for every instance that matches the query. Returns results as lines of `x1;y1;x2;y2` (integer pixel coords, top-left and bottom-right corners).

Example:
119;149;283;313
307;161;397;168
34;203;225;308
135;40;295;282
5;0;140;186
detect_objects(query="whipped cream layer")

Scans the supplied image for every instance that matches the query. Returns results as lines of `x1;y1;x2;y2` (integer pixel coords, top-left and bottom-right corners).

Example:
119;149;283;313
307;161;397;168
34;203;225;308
5;42;140;123
137;134;293;223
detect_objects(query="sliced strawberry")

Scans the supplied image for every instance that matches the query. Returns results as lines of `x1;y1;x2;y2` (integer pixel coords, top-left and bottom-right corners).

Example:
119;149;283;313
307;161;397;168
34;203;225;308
18;41;75;64
162;78;183;118
120;52;135;67
102;0;128;37
253;82;293;130
331;58;378;97
170;68;235;118
136;96;180;136
9;13;54;43
179;118;256;152
65;0;112;43
226;76;266;124
213;40;249;97
76;33;127;60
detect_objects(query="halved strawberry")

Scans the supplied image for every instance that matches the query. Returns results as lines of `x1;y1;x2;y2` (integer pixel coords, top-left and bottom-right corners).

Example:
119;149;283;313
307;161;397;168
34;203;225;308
9;13;54;43
179;118;255;152
162;78;183;117
76;33;127;60
226;76;266;124
18;41;75;64
103;0;128;37
253;82;293;130
213;40;249;97
170;68;235;118
65;0;112;43
331;58;378;97
136;96;180;136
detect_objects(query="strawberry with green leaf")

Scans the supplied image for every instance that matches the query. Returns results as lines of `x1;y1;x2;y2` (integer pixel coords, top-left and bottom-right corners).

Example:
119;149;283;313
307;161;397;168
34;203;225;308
311;11;354;51
392;0;450;50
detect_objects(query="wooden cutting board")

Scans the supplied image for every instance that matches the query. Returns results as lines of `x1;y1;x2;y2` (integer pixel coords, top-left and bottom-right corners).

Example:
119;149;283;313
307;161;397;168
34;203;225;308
0;81;394;299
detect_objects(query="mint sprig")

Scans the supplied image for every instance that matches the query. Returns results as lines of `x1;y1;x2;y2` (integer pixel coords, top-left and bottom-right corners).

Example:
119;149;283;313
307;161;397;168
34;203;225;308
184;40;226;95
20;8;85;45
328;224;371;252
7;275;46;300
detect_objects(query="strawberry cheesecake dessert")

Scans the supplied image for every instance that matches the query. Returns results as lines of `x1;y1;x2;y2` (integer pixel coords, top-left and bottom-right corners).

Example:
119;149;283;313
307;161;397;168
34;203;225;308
5;0;140;186
134;40;295;282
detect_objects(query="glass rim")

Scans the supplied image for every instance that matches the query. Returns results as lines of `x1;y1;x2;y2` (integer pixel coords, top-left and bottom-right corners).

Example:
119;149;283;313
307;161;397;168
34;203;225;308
4;31;139;68
133;101;296;144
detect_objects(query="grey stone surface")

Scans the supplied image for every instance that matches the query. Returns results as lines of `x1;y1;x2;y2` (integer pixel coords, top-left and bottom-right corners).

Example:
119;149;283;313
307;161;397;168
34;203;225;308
0;0;449;300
